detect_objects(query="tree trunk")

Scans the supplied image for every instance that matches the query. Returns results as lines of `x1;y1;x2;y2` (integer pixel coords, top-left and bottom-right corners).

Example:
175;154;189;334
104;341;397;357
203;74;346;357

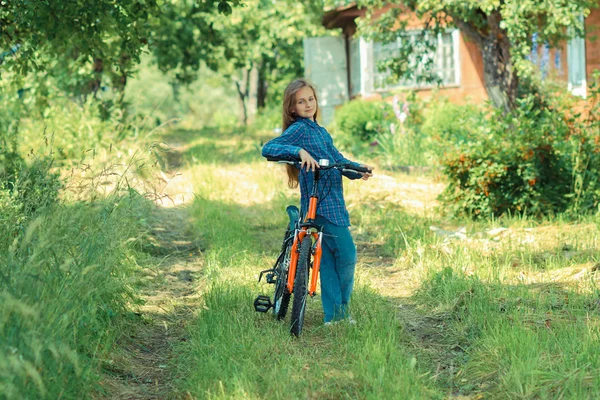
257;62;268;110
480;37;518;113
234;68;251;125
113;53;130;110
90;58;104;100
451;11;519;113
235;80;247;125
171;81;181;103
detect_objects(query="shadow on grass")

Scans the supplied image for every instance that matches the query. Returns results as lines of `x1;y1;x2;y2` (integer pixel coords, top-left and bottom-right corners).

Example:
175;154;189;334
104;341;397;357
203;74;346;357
158;193;450;398
151;122;600;398
490;246;599;272
390;264;600;398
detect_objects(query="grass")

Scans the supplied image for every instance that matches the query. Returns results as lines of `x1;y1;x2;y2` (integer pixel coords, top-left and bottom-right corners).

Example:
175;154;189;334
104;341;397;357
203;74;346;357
408;219;600;398
4;99;600;399
168;127;439;399
0;96;163;399
0;193;153;399
169;125;600;399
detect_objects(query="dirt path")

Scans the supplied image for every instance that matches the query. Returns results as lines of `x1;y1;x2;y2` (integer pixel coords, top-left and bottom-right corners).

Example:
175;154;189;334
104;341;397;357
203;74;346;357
101;143;201;400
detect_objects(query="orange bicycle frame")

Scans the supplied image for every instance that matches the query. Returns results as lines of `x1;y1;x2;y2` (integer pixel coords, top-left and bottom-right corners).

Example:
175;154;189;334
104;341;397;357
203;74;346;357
286;195;323;296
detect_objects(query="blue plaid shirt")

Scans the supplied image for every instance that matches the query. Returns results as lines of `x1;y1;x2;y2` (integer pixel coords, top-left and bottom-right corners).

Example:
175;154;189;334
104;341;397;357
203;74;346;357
261;117;362;227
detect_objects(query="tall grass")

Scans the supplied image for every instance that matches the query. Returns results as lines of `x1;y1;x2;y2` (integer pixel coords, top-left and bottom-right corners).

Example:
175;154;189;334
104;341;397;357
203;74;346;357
174;195;440;399
1;84;160;398
411;230;600;398
0;193;152;399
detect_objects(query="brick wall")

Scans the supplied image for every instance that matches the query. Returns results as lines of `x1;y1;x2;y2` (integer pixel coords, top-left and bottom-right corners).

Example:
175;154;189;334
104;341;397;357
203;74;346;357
586;8;600;81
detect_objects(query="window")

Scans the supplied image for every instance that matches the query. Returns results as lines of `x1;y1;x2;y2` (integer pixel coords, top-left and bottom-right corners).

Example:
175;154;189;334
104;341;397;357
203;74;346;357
372;29;460;90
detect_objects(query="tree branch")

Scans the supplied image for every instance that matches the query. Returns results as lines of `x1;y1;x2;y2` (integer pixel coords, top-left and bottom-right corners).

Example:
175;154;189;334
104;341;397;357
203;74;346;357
447;12;484;47
487;10;503;40
234;79;244;100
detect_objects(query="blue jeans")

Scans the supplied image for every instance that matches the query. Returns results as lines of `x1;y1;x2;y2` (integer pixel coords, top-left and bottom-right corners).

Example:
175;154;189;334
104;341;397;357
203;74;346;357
315;215;356;323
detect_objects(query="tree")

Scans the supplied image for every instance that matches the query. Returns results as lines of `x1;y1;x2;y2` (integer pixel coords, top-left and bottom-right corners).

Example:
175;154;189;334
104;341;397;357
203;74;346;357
357;0;598;112
0;0;242;161
0;0;242;98
208;0;326;124
147;1;238;87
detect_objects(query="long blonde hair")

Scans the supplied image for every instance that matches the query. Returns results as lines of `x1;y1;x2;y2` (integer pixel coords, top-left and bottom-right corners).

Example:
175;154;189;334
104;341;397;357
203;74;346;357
281;78;319;188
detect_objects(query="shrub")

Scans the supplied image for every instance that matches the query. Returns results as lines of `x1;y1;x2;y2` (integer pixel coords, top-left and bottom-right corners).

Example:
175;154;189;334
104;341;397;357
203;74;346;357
439;84;600;218
420;98;483;149
252;106;281;133
8;158;61;214
333;99;395;144
373;125;437;167
371;95;481;168
560;74;600;212
0;154;62;241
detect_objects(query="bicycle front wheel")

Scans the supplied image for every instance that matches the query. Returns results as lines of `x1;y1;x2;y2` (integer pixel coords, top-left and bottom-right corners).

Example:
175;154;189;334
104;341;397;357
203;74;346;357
290;236;311;337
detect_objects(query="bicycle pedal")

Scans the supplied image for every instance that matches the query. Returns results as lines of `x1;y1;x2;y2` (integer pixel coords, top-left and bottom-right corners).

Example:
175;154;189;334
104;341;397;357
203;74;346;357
253;295;273;313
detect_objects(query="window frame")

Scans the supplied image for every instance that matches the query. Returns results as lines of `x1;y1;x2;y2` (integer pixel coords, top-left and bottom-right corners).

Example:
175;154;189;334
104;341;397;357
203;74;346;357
370;29;461;92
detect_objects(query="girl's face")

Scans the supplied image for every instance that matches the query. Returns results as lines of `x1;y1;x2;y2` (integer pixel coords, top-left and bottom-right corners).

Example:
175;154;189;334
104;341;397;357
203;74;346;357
293;86;317;119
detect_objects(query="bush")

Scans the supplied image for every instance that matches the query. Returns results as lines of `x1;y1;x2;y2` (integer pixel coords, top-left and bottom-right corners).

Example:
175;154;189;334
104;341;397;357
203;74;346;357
420;98;483;149
559;75;600;212
333;99;395;144
0;154;62;241
371;95;478;168
125;57;239;129
8;158;61;213
252;106;281;133
439;83;600;218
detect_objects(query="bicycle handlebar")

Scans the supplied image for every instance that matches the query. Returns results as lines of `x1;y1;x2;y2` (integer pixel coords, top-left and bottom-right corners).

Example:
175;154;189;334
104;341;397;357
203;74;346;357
266;157;371;174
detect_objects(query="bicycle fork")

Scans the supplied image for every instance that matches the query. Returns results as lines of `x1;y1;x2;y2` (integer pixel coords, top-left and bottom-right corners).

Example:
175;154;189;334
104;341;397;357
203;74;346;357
287;228;323;297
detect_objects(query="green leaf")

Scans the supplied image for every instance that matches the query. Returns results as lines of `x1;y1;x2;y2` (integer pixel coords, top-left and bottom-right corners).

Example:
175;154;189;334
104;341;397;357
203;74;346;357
218;1;233;16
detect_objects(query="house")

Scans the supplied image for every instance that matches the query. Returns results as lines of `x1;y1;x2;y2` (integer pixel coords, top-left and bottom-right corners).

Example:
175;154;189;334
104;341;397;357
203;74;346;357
304;3;600;124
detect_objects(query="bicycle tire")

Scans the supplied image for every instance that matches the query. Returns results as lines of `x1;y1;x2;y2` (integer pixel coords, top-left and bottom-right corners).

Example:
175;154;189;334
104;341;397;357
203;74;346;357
273;238;292;320
290;236;312;337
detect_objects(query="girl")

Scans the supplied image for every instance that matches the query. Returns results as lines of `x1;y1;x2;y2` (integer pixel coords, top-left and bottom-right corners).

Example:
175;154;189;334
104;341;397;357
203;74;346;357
261;78;373;324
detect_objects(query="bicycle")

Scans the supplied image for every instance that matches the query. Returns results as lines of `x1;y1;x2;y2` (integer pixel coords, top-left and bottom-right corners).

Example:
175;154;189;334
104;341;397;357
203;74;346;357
253;157;370;336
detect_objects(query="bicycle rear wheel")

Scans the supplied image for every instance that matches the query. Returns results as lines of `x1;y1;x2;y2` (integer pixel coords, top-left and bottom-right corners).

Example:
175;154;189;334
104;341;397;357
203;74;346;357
290;236;311;337
273;238;292;320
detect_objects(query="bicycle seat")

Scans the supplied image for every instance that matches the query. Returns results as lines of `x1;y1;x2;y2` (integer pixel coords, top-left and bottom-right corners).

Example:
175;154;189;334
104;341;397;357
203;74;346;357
286;205;300;231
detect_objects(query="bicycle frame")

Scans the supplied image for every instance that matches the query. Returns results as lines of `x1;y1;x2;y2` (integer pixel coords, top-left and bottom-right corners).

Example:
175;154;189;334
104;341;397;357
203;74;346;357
287;167;324;297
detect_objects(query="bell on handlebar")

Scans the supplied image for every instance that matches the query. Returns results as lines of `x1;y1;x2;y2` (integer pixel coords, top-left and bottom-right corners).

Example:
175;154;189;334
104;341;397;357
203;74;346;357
318;159;330;167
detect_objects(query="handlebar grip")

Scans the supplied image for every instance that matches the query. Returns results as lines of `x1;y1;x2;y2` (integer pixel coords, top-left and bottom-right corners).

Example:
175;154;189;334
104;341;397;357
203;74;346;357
345;165;370;174
266;157;299;164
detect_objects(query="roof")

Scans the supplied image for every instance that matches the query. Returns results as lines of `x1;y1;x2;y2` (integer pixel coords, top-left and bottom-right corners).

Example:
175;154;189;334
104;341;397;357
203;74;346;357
322;3;365;30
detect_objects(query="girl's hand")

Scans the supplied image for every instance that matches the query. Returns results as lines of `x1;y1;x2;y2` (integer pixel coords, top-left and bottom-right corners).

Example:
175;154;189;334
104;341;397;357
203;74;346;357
299;149;319;171
359;164;374;180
